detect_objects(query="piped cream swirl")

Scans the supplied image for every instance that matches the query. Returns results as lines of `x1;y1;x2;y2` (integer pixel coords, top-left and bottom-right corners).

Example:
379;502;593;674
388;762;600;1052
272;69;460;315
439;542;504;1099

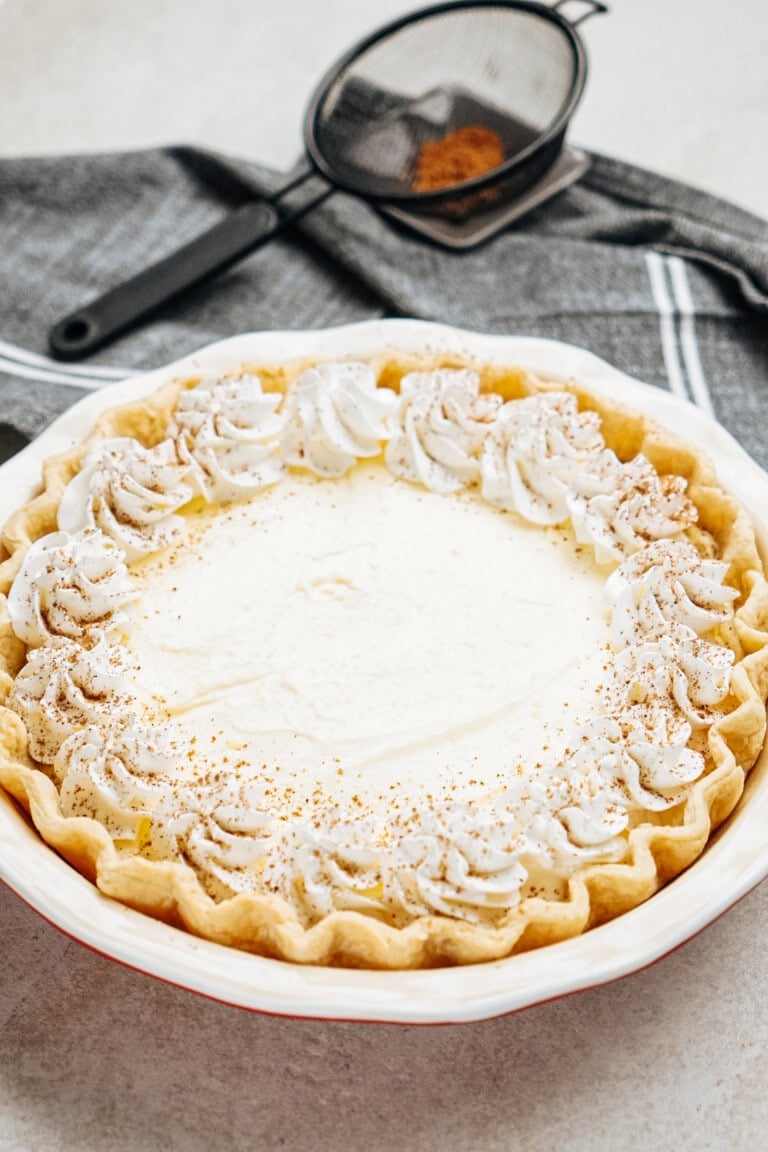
9;634;136;763
57;437;194;561
261;819;385;922
568;455;698;563
150;781;273;900
386;369;501;493
171;373;283;501
563;712;704;813
7;528;134;648
605;539;739;644
390;813;529;922
481;392;607;524
282;361;396;476
609;625;734;729
55;722;181;840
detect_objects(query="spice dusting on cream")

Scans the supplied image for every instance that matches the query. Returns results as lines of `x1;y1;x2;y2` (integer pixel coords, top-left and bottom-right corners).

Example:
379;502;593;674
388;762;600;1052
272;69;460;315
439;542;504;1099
6;364;738;928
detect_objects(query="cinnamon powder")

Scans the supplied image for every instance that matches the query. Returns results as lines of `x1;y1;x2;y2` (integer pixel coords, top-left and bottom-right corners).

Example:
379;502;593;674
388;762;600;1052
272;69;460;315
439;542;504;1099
411;125;504;193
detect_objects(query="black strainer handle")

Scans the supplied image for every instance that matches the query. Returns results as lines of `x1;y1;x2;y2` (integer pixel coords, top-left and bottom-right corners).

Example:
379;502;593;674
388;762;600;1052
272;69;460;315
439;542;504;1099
552;0;608;26
49;174;332;361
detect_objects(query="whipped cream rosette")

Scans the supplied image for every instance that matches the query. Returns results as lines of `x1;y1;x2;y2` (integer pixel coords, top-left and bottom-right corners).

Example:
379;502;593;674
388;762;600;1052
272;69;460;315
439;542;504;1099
561;714;703;814
556;791;630;849
260;818;385;922
569;455;698;563
480;391;607;524
1;352;765;971
55;721;182;842
605;538;739;644
9;633;136;764
150;779;274;901
282;361;396;476
390;811;530;923
171;372;284;501
386;368;501;493
58;437;194;561
7;527;133;648
609;626;734;729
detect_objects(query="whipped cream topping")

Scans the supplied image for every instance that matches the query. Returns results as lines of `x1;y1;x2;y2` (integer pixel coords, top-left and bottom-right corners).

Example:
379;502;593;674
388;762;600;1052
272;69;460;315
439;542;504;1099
386;794;629;924
556;789;630;848
386;369;501;494
609;623;734;729
5;363;740;927
9;634;136;763
171;373;283;501
569;455;698;563
388;808;531;922
154;786;629;927
7;528;134;648
561;712;703;813
260;819;385;921
605;539;739;644
151;779;273;900
58;437;194;561
481;392;607;525
282;361;396;476
55;721;181;841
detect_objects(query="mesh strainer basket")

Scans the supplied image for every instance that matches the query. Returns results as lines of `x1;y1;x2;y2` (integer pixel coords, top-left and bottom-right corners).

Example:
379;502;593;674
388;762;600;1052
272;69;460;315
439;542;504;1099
307;0;602;218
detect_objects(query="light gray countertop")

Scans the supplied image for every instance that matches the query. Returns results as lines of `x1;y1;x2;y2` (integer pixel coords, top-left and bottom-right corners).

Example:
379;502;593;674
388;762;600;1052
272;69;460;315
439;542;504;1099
1;2;767;1149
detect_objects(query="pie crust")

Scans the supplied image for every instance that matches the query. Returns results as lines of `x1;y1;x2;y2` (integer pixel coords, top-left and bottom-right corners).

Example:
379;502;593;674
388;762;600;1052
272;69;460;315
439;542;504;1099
1;352;767;970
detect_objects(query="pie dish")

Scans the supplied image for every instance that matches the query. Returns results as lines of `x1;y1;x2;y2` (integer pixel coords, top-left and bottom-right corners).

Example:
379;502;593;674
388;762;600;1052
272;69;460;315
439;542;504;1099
1;322;768;1018
1;322;768;981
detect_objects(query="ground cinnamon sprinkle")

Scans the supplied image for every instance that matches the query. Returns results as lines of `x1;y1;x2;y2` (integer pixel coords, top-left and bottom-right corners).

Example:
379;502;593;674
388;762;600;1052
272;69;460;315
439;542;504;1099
412;124;504;193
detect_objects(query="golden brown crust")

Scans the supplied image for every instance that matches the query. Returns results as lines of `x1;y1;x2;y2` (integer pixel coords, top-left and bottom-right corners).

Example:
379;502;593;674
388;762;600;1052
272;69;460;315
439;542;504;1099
1;356;767;970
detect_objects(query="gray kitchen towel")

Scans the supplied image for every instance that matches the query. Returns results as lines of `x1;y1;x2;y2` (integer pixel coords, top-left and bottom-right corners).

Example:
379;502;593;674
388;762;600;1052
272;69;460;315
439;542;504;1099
0;146;766;465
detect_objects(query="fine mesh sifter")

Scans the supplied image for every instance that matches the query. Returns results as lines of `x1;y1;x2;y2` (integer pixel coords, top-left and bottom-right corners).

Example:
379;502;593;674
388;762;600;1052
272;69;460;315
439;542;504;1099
50;0;607;360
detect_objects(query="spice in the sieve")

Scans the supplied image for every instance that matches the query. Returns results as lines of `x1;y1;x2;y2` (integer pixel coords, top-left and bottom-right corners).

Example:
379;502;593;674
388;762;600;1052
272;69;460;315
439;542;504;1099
411;125;505;193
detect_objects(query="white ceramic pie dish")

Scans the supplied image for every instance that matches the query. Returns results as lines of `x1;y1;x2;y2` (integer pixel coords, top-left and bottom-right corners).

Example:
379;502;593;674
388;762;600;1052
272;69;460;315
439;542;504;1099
2;319;768;1024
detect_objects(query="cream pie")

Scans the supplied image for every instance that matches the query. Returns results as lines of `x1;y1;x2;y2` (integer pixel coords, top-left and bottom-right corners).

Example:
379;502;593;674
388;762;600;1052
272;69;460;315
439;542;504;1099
1;353;767;969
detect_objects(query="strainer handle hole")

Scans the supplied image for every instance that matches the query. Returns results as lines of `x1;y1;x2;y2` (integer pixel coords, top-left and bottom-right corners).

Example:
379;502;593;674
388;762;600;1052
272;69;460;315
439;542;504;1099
552;0;609;26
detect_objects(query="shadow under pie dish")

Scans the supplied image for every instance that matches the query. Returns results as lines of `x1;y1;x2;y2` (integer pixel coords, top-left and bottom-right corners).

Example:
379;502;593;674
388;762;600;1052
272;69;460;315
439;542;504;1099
1;332;767;973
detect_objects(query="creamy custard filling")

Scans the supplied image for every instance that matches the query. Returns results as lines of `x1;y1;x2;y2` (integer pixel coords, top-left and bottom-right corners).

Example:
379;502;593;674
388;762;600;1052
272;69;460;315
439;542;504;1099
127;464;611;817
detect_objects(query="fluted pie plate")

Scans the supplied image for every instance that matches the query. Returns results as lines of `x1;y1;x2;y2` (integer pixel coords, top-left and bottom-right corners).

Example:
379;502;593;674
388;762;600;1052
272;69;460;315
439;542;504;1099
1;321;768;1021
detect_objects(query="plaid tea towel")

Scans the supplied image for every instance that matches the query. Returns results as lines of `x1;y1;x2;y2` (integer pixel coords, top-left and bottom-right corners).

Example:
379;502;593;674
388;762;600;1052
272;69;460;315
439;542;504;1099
0;145;766;464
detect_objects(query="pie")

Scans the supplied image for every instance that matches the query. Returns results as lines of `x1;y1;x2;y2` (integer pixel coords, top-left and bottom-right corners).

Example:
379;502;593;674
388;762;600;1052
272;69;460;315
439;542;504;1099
1;349;767;970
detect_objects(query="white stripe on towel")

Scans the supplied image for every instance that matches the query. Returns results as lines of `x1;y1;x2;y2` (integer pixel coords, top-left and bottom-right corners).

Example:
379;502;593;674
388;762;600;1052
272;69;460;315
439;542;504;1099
666;256;715;418
0;355;104;390
645;250;689;402
0;337;129;384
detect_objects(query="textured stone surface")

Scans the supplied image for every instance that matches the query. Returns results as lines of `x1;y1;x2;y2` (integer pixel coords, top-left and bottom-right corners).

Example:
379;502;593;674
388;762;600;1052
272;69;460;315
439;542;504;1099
1;877;767;1152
